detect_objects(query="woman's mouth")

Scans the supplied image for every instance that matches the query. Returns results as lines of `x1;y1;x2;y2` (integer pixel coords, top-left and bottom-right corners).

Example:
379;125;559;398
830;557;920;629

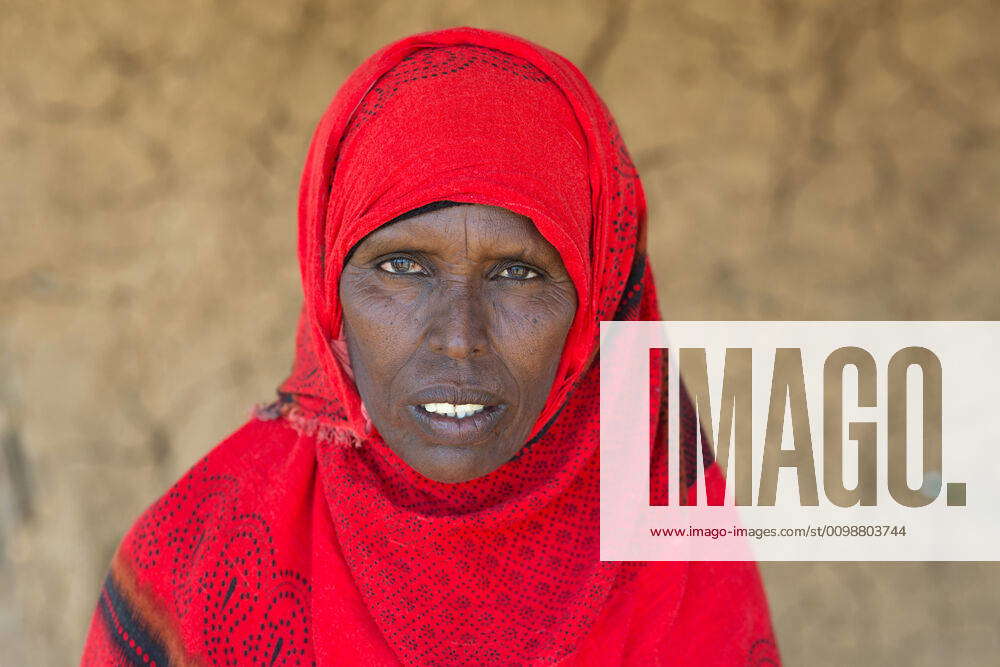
420;402;487;418
408;402;508;445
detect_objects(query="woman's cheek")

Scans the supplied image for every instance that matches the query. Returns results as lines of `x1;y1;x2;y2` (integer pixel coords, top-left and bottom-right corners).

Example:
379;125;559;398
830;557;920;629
342;280;415;390
492;289;572;367
350;278;427;334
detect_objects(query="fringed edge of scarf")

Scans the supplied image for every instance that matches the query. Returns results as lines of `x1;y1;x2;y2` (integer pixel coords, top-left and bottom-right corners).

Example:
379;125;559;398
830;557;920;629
250;399;366;449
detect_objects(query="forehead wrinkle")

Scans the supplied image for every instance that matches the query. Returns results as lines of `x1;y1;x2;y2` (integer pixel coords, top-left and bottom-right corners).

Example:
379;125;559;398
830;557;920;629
353;215;462;258
463;208;563;267
461;203;470;269
356;205;564;270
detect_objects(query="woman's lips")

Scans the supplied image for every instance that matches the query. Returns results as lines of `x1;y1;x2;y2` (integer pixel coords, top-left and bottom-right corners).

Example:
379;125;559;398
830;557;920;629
407;403;508;446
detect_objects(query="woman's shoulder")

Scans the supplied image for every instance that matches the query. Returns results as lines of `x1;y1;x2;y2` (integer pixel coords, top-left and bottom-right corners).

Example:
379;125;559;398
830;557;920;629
81;415;316;664
118;415;307;559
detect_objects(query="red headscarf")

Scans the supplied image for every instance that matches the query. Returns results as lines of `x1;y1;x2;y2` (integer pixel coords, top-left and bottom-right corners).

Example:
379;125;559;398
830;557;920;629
82;27;780;666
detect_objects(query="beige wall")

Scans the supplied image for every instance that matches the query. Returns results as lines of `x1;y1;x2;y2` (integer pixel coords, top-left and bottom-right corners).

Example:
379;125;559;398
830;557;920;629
2;1;998;663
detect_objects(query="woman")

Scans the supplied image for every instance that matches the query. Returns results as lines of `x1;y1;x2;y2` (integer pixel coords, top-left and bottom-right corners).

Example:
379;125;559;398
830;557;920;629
82;27;780;665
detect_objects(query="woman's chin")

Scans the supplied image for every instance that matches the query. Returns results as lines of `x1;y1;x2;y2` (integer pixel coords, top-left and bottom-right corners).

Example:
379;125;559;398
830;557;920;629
400;442;512;484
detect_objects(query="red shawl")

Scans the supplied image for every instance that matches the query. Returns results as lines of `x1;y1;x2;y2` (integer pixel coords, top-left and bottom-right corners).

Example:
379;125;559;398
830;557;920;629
82;27;780;666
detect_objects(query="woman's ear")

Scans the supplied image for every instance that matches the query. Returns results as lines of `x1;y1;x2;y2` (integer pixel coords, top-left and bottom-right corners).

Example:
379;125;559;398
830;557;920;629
330;319;372;433
330;320;355;381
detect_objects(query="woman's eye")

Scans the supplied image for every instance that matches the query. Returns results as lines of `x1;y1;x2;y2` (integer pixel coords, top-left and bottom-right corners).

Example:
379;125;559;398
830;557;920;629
498;264;539;280
379;257;424;275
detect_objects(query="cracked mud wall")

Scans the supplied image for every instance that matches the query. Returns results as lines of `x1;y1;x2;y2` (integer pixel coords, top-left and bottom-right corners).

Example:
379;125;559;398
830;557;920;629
2;1;998;664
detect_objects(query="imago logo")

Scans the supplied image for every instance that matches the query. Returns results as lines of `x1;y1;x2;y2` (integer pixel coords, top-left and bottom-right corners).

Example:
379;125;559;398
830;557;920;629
599;322;1000;562
673;345;964;508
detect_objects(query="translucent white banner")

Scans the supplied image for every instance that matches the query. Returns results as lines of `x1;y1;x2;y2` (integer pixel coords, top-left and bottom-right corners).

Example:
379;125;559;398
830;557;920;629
599;321;1000;561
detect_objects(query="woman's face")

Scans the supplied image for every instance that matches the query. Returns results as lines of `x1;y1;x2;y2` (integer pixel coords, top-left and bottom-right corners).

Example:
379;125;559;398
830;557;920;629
339;204;578;483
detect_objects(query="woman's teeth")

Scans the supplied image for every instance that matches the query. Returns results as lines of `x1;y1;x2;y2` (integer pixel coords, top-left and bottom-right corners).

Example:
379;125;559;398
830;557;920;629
421;403;486;419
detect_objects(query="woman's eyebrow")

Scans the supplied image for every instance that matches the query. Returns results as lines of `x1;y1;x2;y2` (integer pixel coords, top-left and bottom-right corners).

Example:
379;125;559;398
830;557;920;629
484;246;558;267
353;234;558;266
349;235;437;258
490;235;568;265
469;231;562;265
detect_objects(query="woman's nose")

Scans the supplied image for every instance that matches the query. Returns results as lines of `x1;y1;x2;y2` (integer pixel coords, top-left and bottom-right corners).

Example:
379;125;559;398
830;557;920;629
426;280;489;360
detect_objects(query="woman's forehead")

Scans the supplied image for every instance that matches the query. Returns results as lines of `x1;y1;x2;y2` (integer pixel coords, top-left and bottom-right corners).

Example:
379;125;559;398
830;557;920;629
353;204;564;263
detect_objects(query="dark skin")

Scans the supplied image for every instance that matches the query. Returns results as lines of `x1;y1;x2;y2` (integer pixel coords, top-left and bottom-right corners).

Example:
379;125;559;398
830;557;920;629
339;203;578;483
